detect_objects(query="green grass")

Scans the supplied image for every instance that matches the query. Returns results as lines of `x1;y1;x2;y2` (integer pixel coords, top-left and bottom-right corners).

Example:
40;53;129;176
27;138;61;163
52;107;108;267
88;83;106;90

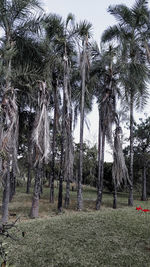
1;185;150;266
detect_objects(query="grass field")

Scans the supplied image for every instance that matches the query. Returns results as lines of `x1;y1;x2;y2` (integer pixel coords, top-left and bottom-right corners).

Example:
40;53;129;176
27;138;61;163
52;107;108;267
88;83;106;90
1;184;150;267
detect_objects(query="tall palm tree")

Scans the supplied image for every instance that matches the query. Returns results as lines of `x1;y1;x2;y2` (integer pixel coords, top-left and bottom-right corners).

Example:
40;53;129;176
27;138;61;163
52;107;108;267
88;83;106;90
57;14;75;211
43;13;76;211
91;44;119;209
75;21;92;210
0;0;42;223
42;14;64;204
102;0;149;206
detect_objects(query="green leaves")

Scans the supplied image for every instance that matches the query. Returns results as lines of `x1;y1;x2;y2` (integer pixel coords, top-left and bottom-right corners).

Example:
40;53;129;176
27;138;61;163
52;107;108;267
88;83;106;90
101;25;121;43
75;20;93;39
108;4;134;27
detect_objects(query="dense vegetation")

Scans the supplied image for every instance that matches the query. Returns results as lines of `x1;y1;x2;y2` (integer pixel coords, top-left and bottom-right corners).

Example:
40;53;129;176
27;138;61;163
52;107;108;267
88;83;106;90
0;0;150;265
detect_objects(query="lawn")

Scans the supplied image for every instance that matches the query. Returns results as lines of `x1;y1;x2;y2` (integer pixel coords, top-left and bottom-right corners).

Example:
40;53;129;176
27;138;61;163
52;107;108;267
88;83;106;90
1;185;150;267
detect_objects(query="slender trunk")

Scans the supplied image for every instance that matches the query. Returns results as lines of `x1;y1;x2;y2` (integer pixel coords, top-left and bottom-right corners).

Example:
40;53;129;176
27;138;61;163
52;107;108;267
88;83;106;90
77;40;86;211
96;126;105;210
58;85;65;213
64;111;73;208
26;136;32;194
26;163;31;194
40;161;44;196
9;166;16;202
113;179;117;209
58;147;63;212
128;93;134;206
50;84;57;203
141;164;147;201
2;160;10;223
64;180;70;208
30;163;41;218
96;108;102;210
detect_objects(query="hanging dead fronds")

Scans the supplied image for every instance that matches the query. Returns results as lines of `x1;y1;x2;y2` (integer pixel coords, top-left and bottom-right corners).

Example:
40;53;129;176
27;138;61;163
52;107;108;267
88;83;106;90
112;126;130;187
0;88;19;181
32;81;50;166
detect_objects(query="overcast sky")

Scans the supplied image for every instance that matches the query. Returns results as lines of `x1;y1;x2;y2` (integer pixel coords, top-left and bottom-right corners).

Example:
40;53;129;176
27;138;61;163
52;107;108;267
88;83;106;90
42;0;149;161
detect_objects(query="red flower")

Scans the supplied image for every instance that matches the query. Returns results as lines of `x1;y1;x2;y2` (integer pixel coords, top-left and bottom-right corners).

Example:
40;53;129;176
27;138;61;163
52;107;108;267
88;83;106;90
142;209;150;212
136;206;150;212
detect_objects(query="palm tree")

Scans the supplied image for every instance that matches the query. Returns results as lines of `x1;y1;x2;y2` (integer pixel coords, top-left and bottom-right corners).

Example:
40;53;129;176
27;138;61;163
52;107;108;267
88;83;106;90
75;21;92;210
43;13;76;211
0;0;42;223
57;14;75;211
102;0;149;206
42;14;64;204
91;44;118;209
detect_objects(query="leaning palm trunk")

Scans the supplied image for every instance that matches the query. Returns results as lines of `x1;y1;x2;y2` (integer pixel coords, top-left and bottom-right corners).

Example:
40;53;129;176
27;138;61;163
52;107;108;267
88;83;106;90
30;81;50;218
128;93;134;206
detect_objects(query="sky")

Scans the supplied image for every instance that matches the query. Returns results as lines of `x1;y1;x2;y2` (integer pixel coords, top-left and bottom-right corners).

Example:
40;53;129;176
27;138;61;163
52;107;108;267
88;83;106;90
42;0;150;161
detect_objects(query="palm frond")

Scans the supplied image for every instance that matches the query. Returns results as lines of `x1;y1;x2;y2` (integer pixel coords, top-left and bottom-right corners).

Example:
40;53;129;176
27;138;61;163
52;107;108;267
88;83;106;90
112;126;130;187
76;20;93;39
108;4;134;27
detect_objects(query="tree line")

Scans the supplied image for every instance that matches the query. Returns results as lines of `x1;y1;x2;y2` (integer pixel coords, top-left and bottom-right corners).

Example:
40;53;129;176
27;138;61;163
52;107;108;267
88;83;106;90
0;0;150;223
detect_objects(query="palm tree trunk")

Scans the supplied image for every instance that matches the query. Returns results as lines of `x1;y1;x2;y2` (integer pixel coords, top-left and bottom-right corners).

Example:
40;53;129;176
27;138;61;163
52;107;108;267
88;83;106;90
58;142;64;212
26;162;31;194
77;40;86;211
141;164;147;201
64;111;73;208
113;179;117;209
128;93;134;206
30;162;41;218
50;84;58;203
96;125;105;210
65;180;70;208
96;108;102;210
2;160;10;223
26;134;32;194
58;85;65;212
9;166;16;202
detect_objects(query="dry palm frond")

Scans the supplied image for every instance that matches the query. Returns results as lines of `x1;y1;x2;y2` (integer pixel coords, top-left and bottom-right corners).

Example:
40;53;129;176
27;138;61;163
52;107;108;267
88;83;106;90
112;126;130;187
32;81;50;166
0;88;19;180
